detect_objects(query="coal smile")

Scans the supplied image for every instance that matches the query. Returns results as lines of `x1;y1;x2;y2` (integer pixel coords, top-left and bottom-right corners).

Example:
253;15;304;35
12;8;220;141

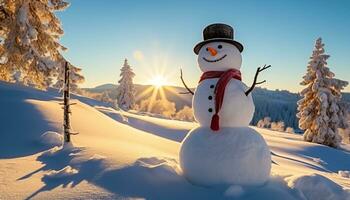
203;54;227;63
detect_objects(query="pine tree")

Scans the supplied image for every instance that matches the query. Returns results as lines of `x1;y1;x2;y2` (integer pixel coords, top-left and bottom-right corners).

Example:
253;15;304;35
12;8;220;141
0;2;14;81
0;0;84;90
116;59;136;110
100;91;112;103
297;38;349;147
175;106;194;121
339;102;350;143
271;121;285;132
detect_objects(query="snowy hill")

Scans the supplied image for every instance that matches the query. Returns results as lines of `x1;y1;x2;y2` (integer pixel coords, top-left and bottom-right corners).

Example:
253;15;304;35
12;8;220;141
88;83;117;91
82;83;350;130
1;81;350;200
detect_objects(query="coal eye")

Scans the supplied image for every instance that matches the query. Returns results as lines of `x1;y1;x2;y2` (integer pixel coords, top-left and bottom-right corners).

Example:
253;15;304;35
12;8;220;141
206;48;208;51
218;45;222;49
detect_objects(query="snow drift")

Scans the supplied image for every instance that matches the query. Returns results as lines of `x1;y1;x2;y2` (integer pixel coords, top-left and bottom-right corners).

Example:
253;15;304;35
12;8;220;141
0;81;349;200
39;131;63;147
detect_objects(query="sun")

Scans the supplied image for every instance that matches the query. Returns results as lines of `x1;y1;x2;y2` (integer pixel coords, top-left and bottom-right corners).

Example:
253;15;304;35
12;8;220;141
149;75;168;88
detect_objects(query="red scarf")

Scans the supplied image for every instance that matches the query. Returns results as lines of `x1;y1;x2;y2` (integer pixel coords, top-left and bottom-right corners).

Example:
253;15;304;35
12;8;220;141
199;69;242;131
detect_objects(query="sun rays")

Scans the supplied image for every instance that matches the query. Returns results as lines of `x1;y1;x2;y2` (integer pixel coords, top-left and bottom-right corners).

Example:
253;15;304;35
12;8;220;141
149;75;168;88
134;47;193;112
137;76;170;113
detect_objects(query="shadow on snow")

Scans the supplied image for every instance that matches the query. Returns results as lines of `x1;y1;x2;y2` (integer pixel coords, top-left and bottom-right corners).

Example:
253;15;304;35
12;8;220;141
19;145;305;200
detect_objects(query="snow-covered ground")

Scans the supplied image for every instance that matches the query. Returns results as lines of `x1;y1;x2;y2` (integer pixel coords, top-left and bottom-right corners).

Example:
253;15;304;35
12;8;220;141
0;81;349;200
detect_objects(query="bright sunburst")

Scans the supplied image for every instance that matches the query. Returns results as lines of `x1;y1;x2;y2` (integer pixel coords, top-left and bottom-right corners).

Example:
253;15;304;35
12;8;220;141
134;49;190;113
149;75;168;88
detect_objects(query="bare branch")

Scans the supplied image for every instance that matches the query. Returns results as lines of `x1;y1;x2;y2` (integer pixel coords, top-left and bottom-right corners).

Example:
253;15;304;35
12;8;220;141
180;68;194;95
179;91;193;94
259;64;271;72
245;64;271;96
256;80;266;85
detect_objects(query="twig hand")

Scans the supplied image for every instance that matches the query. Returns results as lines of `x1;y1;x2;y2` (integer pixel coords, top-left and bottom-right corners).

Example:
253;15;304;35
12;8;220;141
180;68;194;95
245;64;271;96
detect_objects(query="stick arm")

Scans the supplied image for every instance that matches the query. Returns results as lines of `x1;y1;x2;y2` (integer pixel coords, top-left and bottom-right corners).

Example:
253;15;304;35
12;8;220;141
180;68;194;95
245;64;271;96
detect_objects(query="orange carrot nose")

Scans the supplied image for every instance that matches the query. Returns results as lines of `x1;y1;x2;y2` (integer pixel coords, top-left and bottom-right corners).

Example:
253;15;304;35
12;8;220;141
207;47;217;56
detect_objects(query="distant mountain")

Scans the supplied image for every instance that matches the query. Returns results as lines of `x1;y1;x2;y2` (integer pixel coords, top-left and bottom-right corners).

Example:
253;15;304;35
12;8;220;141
83;84;117;93
83;84;193;110
82;84;350;130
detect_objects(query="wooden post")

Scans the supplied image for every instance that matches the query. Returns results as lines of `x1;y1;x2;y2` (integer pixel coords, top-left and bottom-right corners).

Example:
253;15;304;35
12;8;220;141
63;61;71;143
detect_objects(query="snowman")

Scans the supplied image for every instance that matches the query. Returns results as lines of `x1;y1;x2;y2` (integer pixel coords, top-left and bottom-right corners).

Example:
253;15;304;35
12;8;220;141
179;23;271;186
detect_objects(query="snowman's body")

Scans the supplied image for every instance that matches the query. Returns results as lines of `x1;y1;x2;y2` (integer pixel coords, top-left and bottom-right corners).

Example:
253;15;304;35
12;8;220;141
180;126;271;186
193;78;254;127
179;37;271;186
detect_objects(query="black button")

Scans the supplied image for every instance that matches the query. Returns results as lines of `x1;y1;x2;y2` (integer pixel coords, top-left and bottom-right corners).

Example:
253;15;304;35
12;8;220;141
208;108;213;112
208;96;213;100
210;85;215;88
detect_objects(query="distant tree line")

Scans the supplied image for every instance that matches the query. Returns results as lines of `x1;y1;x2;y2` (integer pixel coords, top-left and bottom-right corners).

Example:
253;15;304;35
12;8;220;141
252;88;300;131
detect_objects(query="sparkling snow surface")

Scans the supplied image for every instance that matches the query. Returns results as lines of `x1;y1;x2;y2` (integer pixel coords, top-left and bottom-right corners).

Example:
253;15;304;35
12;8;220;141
0;81;349;200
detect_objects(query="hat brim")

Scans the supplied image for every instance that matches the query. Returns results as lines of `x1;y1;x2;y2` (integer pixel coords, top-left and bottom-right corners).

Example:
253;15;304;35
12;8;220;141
194;38;244;54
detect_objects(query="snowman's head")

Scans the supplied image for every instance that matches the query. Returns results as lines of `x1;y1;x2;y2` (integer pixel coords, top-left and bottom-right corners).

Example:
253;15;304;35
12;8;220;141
197;41;242;72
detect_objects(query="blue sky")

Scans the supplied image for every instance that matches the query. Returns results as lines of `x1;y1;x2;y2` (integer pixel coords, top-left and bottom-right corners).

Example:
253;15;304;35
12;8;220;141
58;0;350;92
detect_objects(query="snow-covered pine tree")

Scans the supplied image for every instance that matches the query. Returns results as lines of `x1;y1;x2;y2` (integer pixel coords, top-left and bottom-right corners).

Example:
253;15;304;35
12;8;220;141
175;106;194;121
338;102;350;143
0;1;15;81
100;91;112;103
271;121;285;132
297;38;349;147
256;117;271;129
0;0;84;90
116;59;136;110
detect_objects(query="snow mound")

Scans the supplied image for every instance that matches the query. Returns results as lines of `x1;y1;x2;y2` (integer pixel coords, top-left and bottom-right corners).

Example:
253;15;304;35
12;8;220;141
338;170;350;178
41;142;76;158
40;131;63;147
41;146;61;157
44;166;79;179
121;114;129;123
135;157;181;175
287;174;350;200
311;157;327;165
224;185;244;197
180;126;271;186
89;154;106;161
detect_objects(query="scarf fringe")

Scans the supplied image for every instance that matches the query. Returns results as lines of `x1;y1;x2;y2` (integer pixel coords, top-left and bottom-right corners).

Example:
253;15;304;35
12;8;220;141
210;114;220;131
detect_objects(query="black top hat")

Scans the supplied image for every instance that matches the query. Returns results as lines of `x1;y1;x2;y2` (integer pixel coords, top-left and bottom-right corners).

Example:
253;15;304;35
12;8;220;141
194;23;243;54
